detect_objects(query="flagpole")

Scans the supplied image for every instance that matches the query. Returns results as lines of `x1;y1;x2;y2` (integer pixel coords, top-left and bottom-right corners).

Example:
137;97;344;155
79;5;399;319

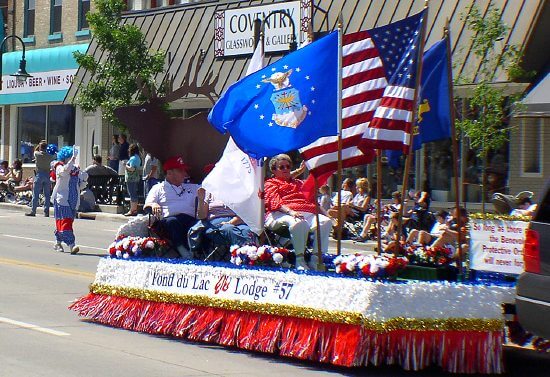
313;176;324;270
335;15;344;256
396;1;429;254
445;20;463;279
253;19;267;243
376;150;383;255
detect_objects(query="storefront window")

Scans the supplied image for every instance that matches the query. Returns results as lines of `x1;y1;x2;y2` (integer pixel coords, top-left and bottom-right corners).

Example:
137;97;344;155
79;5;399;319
17;105;75;163
18;106;45;163
47;105;76;149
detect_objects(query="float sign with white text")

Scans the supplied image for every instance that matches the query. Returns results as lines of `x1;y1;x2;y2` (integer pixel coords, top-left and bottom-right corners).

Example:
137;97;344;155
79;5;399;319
469;219;528;274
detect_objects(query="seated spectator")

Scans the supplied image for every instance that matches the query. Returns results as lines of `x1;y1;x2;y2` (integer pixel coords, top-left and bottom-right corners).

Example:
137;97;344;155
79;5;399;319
13;177;34;192
85;155;118;176
407;210;448;246
327;177;356;224
188;188;257;257
510;197;537;217
406;187;433;232
343;177;372;221
353;191;402;242
264;154;332;270
143;156;198;259
7;159;23;186
79;187;97;212
1;159;24;195
431;207;469;251
381;212;407;246
318;184;331;212
0;160;9;180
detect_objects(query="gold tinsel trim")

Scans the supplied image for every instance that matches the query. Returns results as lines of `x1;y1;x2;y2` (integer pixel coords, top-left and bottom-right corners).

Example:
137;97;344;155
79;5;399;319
89;283;504;332
469;213;530;222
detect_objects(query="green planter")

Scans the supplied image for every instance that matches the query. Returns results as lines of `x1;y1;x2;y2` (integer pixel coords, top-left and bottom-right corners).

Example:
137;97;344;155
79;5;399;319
398;265;457;281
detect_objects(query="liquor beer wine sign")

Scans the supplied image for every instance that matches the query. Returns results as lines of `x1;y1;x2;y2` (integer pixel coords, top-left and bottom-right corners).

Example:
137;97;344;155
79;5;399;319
214;0;312;57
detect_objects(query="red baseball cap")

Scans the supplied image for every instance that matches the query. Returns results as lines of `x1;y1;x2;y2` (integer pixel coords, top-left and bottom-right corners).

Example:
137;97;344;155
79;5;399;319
163;156;189;172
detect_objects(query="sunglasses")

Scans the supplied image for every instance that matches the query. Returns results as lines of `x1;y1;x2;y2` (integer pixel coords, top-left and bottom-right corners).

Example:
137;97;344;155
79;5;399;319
277;164;291;170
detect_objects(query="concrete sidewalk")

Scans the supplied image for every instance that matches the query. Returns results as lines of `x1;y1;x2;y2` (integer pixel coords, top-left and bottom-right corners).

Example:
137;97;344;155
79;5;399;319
0;202;377;253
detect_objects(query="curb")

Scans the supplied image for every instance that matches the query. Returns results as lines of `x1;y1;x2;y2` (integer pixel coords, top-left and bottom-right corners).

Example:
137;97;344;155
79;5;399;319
0;202;128;223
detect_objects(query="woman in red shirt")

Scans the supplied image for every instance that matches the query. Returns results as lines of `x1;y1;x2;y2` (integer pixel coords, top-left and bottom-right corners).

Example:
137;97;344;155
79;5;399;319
264;154;332;270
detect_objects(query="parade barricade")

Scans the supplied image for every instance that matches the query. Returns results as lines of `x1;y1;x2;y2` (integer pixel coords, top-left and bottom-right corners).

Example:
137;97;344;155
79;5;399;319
70;257;515;374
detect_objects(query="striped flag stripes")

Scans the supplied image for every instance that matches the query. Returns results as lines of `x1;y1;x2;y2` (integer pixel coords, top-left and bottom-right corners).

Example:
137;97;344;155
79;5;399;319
299;11;426;178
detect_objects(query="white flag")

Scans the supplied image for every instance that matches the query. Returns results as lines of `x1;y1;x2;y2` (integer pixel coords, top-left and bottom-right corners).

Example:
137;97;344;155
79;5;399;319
202;41;265;234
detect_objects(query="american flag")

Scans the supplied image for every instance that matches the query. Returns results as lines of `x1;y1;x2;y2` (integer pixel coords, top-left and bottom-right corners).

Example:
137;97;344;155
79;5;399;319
299;10;426;178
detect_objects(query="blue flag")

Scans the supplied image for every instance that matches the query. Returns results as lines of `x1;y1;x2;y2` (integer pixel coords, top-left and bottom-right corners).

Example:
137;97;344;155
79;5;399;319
387;38;452;167
208;32;338;159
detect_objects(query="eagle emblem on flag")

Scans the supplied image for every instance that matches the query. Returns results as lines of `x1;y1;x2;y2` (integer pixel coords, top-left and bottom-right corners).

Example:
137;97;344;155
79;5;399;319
262;69;308;129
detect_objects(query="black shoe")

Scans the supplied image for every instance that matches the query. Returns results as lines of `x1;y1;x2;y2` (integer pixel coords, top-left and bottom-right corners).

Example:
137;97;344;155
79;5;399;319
351;235;367;242
25;212;36;217
44;213;49;217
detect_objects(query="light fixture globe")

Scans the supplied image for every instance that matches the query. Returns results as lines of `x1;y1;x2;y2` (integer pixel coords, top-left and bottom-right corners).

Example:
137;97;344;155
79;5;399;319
12;58;32;83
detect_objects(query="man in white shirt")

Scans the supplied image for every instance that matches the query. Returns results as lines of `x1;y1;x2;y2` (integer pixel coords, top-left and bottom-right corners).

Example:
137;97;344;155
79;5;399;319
144;156;198;259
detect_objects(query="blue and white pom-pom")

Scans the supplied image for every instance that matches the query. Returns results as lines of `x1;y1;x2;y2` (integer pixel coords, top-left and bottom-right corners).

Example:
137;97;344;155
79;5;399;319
46;144;58;155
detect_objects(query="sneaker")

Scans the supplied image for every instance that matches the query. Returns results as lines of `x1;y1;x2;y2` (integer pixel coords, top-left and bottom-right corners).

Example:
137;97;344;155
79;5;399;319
53;243;64;252
70;245;80;255
25;212;36;217
44;212;49;217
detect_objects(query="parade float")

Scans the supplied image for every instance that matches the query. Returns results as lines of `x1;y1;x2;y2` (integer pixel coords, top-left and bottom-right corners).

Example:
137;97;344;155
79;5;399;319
69;212;526;374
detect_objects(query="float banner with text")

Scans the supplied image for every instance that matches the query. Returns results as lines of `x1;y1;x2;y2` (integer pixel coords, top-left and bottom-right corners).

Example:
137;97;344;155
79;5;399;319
92;258;514;320
469;219;528;275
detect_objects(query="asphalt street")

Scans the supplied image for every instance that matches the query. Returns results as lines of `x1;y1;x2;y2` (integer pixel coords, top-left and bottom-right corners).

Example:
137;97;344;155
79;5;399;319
1;208;549;376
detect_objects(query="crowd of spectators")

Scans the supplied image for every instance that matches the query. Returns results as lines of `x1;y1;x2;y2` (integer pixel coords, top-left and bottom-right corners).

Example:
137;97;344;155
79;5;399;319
5;139;539;269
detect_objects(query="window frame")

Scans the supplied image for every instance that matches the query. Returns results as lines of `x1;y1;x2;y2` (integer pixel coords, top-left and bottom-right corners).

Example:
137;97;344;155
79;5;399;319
50;0;63;35
78;0;91;31
520;117;544;178
23;0;35;38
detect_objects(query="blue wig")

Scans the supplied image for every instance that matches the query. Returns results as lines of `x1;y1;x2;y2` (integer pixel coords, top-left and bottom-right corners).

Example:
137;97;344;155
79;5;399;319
46;144;58;156
57;146;73;161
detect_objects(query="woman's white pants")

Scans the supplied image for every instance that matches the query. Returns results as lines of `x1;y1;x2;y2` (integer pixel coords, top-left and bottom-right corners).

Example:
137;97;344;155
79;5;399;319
265;211;332;255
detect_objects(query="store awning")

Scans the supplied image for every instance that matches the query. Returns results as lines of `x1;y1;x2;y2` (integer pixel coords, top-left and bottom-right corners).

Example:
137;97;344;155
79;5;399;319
0;43;89;105
522;72;550;113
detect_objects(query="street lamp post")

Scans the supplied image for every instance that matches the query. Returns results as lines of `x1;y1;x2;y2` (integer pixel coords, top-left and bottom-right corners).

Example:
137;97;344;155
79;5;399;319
0;35;32;90
254;10;298;52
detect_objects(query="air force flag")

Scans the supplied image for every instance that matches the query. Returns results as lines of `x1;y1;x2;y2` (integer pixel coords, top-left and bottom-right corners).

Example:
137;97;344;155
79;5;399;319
208;31;339;159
